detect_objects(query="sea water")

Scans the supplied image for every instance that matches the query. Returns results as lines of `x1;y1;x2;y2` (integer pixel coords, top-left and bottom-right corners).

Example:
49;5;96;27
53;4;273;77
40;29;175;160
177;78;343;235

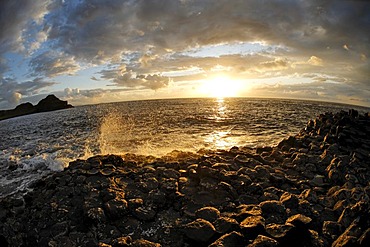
0;98;369;198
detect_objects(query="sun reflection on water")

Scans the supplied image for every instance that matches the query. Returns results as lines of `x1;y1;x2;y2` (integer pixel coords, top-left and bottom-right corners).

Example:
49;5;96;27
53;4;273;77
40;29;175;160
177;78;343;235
204;98;239;150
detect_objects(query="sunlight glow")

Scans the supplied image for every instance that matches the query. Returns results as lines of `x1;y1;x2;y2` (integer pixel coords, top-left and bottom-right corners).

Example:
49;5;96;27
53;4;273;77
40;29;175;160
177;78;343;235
199;75;243;98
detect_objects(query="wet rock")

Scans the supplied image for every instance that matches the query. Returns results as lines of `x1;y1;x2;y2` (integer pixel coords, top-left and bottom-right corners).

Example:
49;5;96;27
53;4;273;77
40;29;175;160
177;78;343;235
358;228;370;247
265;223;295;240
286;214;312;228
131;239;161;247
104;198;128;218
133;206;157;221
160;178;178;194
209;231;245;247
213;217;240;234
112;236;132;247
280;192;299;209
181;218;216;243
248;235;279;247
234;204;262;222
195;207;220;222
85;207;106;223
338;202;365;229
310;175;326;187
278;136;299;151
240;216;266;240
300;189;318;204
259;200;286;224
322;221;343;241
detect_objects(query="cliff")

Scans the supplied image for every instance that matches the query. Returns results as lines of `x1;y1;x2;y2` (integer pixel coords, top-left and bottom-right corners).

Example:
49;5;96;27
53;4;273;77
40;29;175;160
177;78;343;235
0;95;73;121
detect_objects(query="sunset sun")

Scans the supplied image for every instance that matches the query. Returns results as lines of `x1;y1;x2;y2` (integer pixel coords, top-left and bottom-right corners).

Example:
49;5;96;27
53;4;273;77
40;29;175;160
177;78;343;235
199;76;243;98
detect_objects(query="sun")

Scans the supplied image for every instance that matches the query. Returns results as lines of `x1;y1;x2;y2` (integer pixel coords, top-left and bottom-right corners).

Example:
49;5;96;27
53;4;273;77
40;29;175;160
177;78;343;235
199;75;243;98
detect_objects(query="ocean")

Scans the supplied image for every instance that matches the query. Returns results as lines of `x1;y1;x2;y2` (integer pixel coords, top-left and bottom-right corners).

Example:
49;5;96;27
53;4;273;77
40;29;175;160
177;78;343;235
0;98;369;198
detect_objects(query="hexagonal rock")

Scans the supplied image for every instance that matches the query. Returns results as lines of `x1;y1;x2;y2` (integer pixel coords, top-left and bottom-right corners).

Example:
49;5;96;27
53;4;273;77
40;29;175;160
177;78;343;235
240;215;266;240
285;214;312;228
181;218;216;243
209;231;245;247
195;206;221;223
248;235;279;247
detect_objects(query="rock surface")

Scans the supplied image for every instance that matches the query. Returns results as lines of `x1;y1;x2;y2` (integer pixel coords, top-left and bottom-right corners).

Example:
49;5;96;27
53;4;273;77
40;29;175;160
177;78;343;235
0;94;73;121
0;109;370;246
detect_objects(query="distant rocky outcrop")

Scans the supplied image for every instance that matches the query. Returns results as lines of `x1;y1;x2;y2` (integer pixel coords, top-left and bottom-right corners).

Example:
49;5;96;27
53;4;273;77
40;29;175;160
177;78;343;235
0;95;73;121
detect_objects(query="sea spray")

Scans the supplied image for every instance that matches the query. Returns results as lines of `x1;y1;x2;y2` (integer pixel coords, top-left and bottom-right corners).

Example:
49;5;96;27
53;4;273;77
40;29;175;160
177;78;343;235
1;98;369;198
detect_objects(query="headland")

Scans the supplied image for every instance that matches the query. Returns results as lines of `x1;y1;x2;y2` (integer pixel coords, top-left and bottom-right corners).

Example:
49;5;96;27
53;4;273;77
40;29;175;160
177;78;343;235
0;95;73;121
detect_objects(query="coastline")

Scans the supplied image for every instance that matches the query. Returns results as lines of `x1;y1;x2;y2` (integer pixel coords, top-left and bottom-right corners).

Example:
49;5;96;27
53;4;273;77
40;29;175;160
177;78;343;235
0;109;369;246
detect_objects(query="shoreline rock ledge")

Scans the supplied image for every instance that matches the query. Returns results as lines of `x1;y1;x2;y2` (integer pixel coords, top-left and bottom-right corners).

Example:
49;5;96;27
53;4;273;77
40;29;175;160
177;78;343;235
1;109;370;247
0;94;73;121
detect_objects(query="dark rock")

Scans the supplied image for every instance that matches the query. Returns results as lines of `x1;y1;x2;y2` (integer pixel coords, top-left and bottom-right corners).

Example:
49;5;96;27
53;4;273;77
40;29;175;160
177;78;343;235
85;207;106;223
133;206;157;221
0;102;35;120
285;214;312;228
280;192;299;209
35;94;73;112
248;235;280;247
359;228;370;247
112;236;132;247
349;109;359;118
259;200;286;224
310;175;326;187
104;198;128;218
278;136;300;151
240;216;266;240
182;218;216;243
214;217;240;234
234;204;262;222
131;239;161;247
322;221;344;241
332;236;358;247
195;207;220;223
265;223;295;240
209;231;245;247
332;218;363;247
0;94;73;121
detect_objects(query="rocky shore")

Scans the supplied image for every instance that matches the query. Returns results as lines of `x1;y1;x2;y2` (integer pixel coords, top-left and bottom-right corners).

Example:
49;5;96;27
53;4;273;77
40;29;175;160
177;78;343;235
1;109;370;246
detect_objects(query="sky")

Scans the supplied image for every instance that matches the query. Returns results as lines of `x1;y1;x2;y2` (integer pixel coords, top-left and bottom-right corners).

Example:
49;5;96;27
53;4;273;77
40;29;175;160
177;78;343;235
0;0;369;109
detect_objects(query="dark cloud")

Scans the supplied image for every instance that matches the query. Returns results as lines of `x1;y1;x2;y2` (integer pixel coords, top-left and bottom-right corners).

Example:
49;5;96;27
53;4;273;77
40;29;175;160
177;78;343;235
0;0;48;53
41;0;370;59
29;51;80;77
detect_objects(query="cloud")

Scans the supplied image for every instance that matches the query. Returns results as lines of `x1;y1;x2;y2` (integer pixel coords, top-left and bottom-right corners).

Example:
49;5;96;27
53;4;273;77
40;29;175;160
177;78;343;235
307;56;323;66
99;66;171;90
0;77;56;108
64;87;80;96
252;80;370;106
42;0;369;60
59;87;137;106
258;58;290;71
29;51;80;77
0;0;48;53
1;0;370;106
